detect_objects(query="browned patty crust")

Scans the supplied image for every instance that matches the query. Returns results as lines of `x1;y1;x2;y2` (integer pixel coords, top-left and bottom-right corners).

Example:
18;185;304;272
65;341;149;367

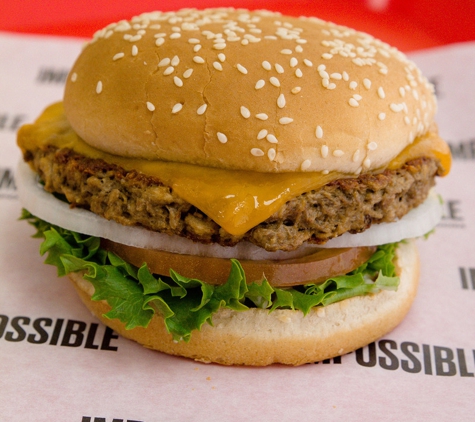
25;146;440;252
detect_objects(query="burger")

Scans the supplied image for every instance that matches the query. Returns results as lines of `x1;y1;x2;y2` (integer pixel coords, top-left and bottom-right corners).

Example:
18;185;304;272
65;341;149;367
16;8;451;365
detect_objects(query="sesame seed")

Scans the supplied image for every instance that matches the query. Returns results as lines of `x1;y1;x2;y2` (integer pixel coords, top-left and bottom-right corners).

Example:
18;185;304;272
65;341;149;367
214;43;227;50
132;45;138;56
363;78;372;89
301;159;311;170
268;148;276;161
367;141;378;150
255;79;265;89
170;33;181;39
155;38;165;46
281;49;292;55
363;158;371;168
349;98;359;107
352;149;360;162
327;83;336;90
390;103;404;112
321;145;329;158
213;61;223;71
71;72;77;82
183;68;193;79
333;150;344;157
262;61;271;70
266;134;278;144
322;170;329;175
379;68;388;75
113;52;125;61
330;72;342;80
303;59;313;67
349;81;357;90
399;87;406;97
322;53;333;59
218;53;226;62
295;68;303;78
217;132;228;144
319;70;329;79
317;64;326;72
172;103;183;114
378;112;386;120
193;45;201;52
173;76;183;87
196;104;207;115
171;55;180;66
342;71;349;81
251;148;264;158
163;66;174;75
193;56;205;64
353;94;362;101
270;77;280;87
240;106;251;118
96;81;103;94
146;102;155;111
277;93;286;108
295;45;303;53
322;78;329;88
158;58;170;67
316;126;323;139
279;117;293;125
378;87;386;99
290;57;298;67
256;113;268;120
237;64;248;74
291;87;301;94
275;63;284;74
241;39;249;46
257;129;268;139
188;38;200;44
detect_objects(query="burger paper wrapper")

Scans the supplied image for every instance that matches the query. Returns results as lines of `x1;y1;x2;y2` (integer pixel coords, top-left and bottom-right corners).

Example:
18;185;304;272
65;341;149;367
1;32;475;421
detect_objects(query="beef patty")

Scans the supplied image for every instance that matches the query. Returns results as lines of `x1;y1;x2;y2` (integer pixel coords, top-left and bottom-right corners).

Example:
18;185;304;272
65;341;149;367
24;146;441;252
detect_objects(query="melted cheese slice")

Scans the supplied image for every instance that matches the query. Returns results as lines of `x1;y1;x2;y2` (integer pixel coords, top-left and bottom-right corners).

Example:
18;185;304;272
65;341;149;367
17;102;451;236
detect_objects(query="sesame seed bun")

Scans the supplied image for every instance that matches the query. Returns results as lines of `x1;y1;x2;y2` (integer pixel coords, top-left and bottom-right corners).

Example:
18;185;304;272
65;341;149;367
69;239;419;366
63;8;437;174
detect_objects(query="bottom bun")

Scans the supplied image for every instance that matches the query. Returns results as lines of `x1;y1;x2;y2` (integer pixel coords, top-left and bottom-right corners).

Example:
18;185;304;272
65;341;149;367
69;240;419;366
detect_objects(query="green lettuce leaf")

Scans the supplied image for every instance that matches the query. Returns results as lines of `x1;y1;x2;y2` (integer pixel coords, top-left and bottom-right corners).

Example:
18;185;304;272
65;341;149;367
21;210;400;342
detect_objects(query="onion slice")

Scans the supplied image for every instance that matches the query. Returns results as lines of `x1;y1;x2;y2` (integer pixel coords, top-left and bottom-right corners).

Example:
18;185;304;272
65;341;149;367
17;160;442;260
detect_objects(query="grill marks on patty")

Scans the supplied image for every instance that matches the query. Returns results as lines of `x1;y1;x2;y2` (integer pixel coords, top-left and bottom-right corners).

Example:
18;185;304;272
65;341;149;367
26;146;439;252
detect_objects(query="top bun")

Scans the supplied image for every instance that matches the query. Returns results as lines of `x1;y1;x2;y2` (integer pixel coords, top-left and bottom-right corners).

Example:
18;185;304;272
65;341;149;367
63;8;436;174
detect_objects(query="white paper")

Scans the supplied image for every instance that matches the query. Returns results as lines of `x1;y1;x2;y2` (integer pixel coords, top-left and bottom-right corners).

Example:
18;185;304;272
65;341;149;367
1;32;475;421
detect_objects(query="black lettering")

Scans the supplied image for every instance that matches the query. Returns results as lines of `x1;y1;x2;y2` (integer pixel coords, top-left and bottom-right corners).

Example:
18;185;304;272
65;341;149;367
443;200;463;221
61;319;86;347
36;67;69;84
457;349;474;377
449;140;475;160
27;318;52;344
5;316;30;342
401;342;422;373
355;342;376;367
460;267;469;289
85;323;100;350
378;339;399;370
423;344;433;375
0;314;9;338
82;418;91;422
427;76;440;97
0;113;27;131
49;318;64;345
0;168;16;190
434;346;457;376
101;327;119;351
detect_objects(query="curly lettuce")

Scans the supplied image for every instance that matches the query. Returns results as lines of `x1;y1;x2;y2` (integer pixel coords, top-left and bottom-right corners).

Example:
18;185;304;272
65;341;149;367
21;210;400;341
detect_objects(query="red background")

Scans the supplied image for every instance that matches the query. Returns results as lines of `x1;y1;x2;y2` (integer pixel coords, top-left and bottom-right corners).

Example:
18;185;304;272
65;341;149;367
1;0;474;52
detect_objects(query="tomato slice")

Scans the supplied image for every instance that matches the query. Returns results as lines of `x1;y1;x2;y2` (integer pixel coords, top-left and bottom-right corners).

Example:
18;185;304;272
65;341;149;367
102;239;376;287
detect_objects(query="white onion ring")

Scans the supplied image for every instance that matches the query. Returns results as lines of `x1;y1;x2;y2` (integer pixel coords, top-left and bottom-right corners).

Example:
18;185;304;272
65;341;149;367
17;160;442;260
